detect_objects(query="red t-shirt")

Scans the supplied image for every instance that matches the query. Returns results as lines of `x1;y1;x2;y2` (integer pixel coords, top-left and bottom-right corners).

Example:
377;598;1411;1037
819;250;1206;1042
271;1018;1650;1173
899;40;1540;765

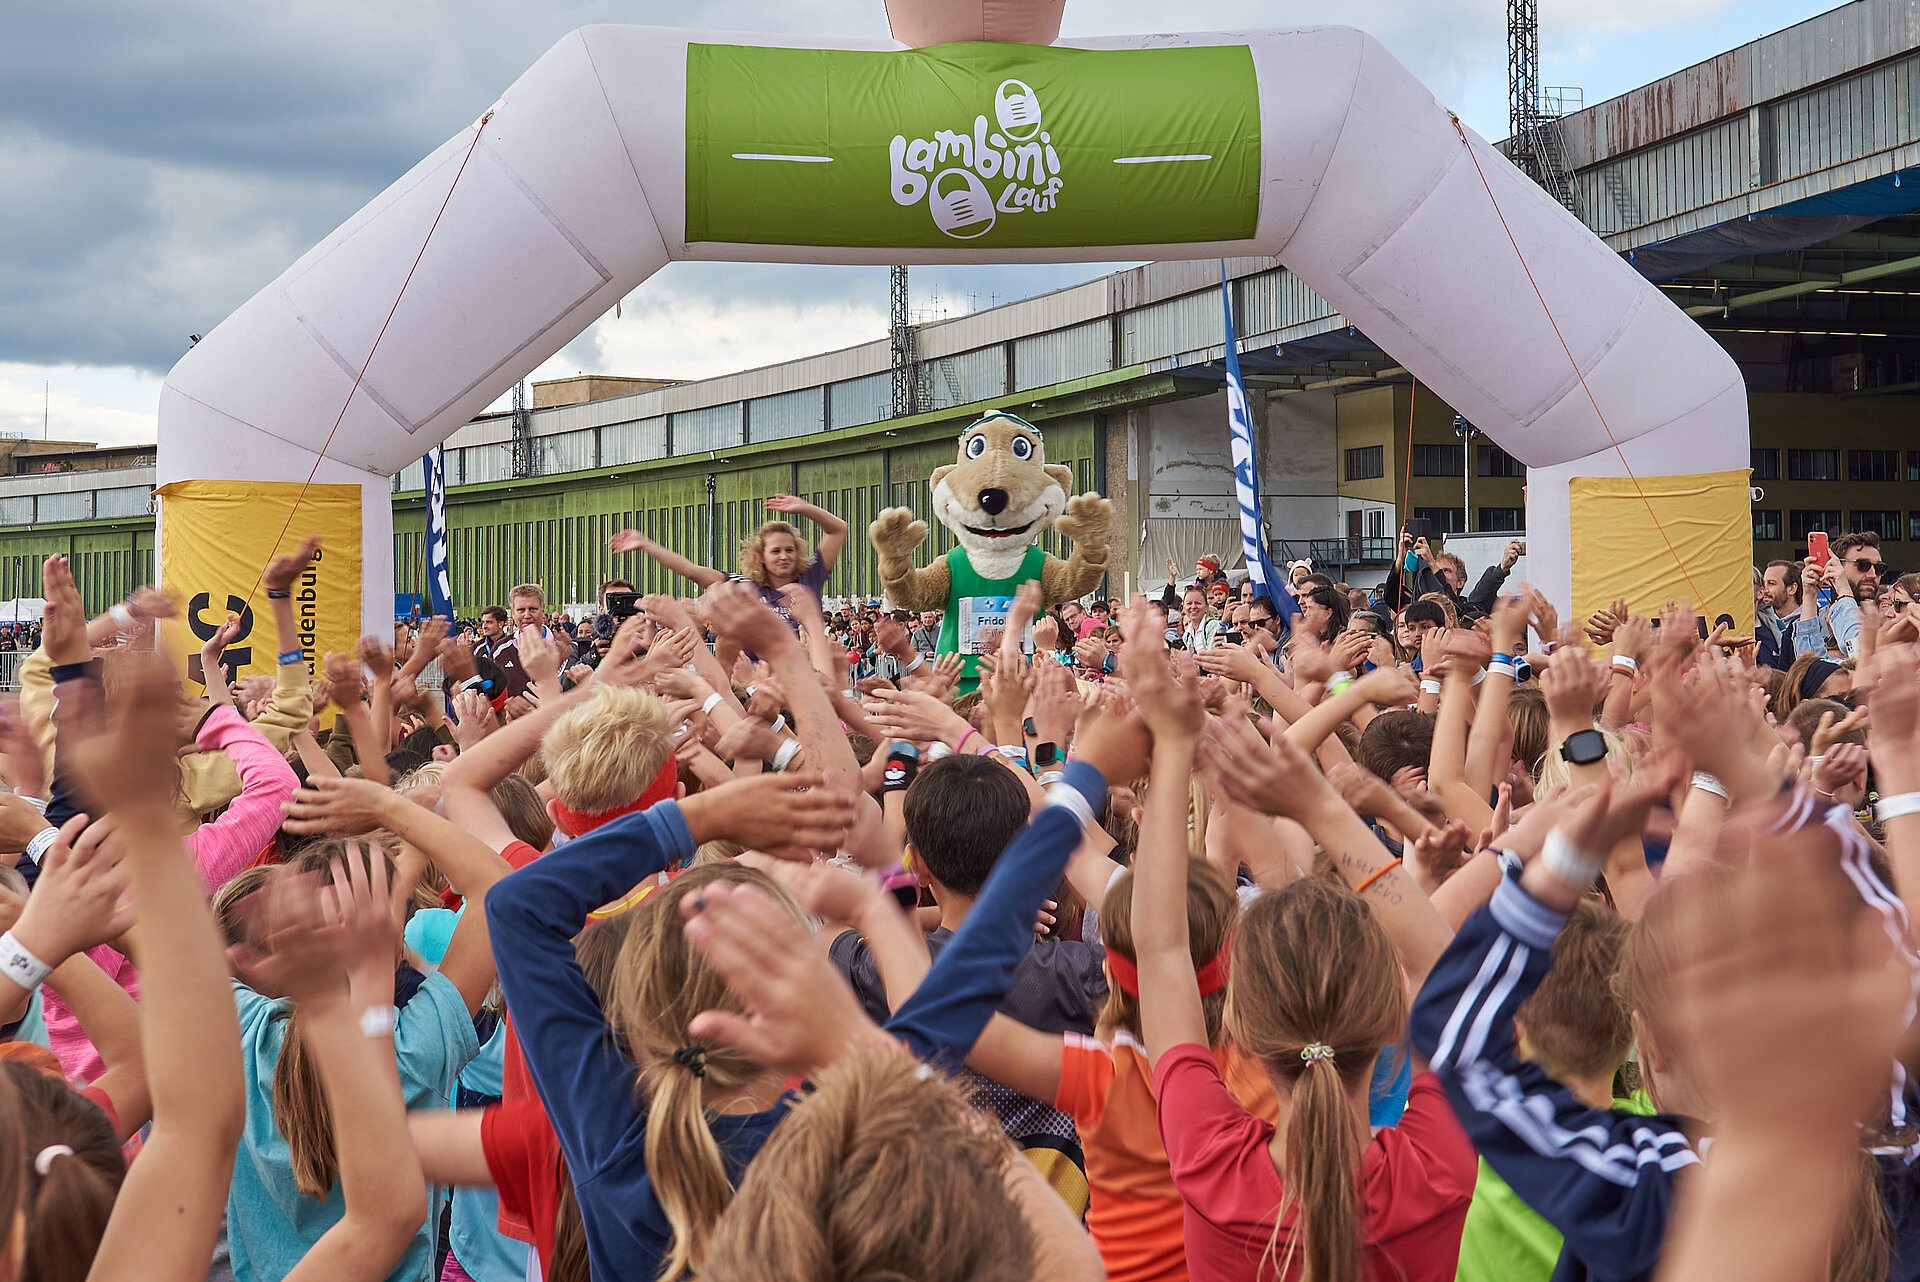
1153;1043;1476;1282
492;839;546;1243
482;1099;564;1277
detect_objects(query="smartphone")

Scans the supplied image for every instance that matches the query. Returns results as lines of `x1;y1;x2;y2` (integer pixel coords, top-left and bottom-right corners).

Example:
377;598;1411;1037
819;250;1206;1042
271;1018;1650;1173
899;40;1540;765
605;591;642;619
1808;532;1833;610
1222;630;1243;646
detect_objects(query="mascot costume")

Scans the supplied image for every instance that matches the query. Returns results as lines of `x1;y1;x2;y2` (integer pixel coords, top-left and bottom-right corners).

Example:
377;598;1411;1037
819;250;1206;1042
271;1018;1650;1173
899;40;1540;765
870;411;1111;686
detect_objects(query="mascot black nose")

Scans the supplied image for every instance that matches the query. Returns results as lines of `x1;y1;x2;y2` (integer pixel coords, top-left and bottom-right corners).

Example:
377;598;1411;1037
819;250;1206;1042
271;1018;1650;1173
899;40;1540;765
978;488;1009;516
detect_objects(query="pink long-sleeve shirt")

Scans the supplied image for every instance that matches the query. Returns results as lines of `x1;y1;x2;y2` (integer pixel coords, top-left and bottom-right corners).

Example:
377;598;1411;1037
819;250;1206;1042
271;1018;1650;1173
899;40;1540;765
44;705;298;1081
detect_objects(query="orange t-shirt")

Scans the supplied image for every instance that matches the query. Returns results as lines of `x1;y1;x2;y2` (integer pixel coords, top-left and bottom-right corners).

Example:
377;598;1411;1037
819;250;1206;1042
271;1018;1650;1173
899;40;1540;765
1055;1031;1279;1282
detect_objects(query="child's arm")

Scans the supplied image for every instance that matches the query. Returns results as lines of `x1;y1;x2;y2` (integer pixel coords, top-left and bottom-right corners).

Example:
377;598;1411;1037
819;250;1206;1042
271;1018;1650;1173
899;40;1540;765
1204;712;1455;988
406;1110;496;1187
283;850;432;1282
77;657;245;1282
283;775;514;1016
43;953;150;1138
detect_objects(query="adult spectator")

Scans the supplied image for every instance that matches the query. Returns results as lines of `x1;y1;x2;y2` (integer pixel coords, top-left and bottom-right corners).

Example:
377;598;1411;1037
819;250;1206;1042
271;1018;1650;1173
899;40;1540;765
1793;531;1883;659
610;494;848;632
508;583;550;638
1178;586;1222;652
1756;559;1802;671
909;609;942;655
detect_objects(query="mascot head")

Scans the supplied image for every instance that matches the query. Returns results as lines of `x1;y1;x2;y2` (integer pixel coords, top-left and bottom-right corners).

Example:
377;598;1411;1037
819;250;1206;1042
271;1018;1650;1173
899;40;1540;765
931;412;1072;580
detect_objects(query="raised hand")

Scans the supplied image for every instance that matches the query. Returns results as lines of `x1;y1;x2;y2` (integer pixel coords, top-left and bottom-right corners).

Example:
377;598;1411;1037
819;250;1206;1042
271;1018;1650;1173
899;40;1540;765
262;535;322;594
1540;643;1602;725
680;879;898;1076
704;581;795;657
865;688;970;748
10;815;135;964
42;555;90;666
608;529;649;554
1199;713;1321;821
280;775;401;836
678;770;858;860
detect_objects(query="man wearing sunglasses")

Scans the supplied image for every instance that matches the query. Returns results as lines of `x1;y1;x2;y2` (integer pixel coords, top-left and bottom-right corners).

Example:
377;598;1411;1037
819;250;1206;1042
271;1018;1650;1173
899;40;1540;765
1792;530;1883;660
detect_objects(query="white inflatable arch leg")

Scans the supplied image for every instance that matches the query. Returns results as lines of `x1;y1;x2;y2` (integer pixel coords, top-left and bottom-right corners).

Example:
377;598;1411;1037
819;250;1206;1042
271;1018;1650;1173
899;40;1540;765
160;23;1746;647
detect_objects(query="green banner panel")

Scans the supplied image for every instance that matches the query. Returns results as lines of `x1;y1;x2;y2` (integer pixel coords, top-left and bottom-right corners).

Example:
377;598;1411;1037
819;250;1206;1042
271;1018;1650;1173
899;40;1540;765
686;42;1261;249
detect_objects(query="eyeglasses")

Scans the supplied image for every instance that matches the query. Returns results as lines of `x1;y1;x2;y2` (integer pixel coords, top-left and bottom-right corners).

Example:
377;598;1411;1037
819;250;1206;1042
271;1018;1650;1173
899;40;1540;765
1850;558;1883;574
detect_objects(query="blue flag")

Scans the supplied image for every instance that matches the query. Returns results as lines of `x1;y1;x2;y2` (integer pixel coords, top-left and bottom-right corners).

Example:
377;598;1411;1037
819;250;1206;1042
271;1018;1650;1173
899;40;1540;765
424;445;453;621
1221;268;1296;620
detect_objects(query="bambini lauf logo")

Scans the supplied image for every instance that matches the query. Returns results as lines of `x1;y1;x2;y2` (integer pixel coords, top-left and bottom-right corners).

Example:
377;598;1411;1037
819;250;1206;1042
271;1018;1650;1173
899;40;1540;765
888;79;1064;239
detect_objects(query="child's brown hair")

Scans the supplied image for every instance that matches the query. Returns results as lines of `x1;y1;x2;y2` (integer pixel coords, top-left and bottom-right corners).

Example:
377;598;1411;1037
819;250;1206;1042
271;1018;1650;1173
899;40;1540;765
702;1046;1033;1281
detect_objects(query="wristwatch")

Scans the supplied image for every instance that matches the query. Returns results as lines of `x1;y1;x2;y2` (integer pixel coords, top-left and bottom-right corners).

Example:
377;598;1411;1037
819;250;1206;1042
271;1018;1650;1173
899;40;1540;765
1559;727;1608;766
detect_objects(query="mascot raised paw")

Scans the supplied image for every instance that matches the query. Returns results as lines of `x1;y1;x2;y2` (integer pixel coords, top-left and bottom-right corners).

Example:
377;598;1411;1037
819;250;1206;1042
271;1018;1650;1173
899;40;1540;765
869;411;1112;688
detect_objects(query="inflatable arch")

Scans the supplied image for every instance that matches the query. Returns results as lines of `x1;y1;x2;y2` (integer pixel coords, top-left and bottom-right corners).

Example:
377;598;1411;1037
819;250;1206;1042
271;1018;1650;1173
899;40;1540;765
156;1;1751;665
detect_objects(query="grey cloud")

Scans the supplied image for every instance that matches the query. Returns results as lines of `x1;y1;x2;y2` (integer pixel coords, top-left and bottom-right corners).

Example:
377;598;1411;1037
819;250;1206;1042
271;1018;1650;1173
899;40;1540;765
0;0;1526;378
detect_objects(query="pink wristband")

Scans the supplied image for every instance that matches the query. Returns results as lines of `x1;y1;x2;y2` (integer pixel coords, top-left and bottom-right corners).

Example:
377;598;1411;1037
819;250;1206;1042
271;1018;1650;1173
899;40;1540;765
956;728;978;754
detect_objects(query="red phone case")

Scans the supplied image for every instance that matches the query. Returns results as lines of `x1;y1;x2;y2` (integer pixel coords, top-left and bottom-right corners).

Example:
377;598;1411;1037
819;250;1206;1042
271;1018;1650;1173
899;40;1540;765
1808;531;1830;567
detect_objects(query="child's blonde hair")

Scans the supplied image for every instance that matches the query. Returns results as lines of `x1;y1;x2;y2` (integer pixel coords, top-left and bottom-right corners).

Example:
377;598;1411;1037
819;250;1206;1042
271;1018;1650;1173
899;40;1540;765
610;864;802;1281
544;685;672;813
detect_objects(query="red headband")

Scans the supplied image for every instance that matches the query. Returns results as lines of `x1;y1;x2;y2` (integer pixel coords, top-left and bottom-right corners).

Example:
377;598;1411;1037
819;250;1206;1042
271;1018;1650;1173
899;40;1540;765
550;758;678;837
1104;940;1231;999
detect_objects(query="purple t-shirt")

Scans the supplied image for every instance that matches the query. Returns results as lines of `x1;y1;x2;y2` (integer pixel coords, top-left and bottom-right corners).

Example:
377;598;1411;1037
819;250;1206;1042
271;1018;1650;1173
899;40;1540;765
729;553;831;633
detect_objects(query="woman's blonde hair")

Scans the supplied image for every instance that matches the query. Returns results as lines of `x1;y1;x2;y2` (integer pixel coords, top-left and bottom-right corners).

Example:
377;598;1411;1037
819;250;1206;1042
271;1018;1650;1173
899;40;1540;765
701;1046;1033;1282
738;520;811;588
1227;878;1407;1282
609;863;800;1281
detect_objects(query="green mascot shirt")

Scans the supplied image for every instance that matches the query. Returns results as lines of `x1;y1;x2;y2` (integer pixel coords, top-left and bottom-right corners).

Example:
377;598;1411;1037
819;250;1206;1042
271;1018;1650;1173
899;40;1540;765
936;544;1048;690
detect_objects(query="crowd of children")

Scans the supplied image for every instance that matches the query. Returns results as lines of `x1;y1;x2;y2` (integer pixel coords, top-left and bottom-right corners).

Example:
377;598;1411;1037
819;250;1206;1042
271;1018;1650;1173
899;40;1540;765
0;503;1915;1282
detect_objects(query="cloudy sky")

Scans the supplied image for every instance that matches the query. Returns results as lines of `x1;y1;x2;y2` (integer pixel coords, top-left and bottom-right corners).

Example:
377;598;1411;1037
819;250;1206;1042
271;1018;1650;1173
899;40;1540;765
4;0;1841;447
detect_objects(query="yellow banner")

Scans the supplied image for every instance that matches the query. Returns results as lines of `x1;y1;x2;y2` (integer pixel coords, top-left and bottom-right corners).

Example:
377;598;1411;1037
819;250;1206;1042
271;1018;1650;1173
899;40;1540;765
1569;468;1753;637
156;480;362;688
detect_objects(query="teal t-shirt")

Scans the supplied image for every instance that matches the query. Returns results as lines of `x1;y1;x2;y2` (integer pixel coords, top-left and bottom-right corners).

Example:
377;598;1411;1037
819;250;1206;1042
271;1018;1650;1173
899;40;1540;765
1455;1092;1656;1282
226;974;480;1282
447;1021;530;1282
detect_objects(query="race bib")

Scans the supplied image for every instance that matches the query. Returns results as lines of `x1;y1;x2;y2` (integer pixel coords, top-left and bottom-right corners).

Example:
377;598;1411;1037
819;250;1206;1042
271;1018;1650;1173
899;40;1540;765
958;596;1035;656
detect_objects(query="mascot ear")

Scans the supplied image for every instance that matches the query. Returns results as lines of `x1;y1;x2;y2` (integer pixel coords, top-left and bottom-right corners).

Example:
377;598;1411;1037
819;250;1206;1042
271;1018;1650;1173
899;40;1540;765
1043;463;1073;493
930;463;954;491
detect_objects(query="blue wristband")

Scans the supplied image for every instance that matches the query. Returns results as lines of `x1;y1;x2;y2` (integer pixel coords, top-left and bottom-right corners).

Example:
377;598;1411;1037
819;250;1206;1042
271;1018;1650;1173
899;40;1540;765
278;650;305;667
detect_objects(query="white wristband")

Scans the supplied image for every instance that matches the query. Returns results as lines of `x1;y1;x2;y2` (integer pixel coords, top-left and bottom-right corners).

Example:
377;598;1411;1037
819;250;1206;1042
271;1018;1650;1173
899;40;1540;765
1875;793;1920;823
771;739;802;771
1420;679;1443;695
12;790;46;814
1487;660;1517;680
1611;655;1638;673
1540;827;1603;888
904;652;925;672
926;743;954;761
699;691;723;717
0;931;53;992
1807;755;1826;768
109;603;137;631
1690;772;1729;800
769;713;787;734
358;1005;397;1039
22;827;57;866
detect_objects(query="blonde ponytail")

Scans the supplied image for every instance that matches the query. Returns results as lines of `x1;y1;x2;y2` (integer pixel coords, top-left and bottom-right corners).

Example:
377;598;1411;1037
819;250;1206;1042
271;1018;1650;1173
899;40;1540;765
609;864;799;1281
641;1051;737;1281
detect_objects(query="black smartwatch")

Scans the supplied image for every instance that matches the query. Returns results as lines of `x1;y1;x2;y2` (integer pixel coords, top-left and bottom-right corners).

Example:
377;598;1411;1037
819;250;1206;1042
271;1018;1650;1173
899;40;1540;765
1022;716;1037;738
1032;741;1061;770
1559;727;1608;766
